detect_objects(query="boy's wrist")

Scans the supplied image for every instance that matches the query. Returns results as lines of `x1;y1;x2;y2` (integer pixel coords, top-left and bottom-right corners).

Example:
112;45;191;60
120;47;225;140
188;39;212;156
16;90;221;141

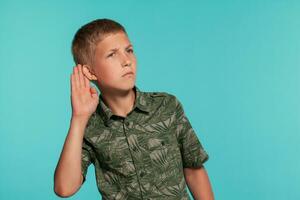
70;115;90;130
71;114;91;122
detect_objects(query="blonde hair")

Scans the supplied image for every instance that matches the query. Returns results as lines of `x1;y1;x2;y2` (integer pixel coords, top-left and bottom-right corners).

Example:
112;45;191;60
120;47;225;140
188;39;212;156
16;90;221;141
71;18;127;66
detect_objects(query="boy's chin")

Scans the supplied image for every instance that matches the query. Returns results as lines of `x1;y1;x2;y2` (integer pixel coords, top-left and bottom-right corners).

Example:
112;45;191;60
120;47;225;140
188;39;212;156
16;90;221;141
118;81;135;89
118;84;135;92
101;83;135;94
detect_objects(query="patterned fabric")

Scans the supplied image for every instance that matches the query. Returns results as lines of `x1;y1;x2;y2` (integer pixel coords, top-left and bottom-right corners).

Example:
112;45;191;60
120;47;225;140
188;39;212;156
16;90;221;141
81;85;209;200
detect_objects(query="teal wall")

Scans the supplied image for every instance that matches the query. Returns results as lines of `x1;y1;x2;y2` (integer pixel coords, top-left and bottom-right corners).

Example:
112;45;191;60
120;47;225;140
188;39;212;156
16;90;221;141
0;0;299;199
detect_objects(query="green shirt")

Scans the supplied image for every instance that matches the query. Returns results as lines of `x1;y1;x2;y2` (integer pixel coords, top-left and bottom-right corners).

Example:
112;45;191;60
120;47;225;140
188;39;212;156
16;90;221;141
81;85;209;200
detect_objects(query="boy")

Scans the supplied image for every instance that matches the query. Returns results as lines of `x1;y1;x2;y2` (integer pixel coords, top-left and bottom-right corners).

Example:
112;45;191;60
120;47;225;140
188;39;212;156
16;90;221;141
54;18;214;200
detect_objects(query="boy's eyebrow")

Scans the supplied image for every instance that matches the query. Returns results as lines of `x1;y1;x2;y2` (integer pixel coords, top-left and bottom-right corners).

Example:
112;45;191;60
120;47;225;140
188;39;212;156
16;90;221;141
108;44;133;52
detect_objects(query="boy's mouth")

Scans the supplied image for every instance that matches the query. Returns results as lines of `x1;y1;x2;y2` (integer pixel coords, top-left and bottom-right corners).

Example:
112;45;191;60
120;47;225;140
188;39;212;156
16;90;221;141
122;72;134;77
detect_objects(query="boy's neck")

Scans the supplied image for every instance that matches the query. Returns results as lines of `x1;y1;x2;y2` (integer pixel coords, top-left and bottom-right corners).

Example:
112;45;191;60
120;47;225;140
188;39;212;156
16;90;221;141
100;87;136;118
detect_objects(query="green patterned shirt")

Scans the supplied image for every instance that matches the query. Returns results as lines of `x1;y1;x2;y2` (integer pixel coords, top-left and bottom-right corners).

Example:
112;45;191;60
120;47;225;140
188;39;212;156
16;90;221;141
81;85;209;200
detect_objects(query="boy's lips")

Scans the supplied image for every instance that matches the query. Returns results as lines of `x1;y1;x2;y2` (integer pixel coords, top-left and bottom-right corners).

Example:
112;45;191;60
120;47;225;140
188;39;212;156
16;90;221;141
122;72;134;77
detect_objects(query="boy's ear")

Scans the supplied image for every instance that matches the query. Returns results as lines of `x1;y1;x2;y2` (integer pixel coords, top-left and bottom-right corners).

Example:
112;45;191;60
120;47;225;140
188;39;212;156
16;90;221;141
82;65;98;81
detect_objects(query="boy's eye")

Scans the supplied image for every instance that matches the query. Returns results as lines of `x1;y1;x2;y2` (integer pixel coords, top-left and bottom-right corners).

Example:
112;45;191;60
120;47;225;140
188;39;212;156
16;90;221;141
107;49;133;58
108;52;115;57
127;48;134;53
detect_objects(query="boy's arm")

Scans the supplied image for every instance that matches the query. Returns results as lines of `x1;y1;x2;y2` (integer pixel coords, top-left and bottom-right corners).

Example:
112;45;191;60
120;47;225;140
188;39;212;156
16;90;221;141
54;65;99;197
172;95;214;199
53;116;89;197
184;166;214;200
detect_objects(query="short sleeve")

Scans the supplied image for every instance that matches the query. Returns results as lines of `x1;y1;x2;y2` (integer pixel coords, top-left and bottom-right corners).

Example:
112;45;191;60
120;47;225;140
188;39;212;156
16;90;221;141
173;96;209;168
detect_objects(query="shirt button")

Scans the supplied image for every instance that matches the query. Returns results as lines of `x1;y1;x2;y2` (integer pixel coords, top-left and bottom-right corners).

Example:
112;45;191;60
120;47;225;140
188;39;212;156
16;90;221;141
139;171;145;177
132;146;137;151
125;121;130;126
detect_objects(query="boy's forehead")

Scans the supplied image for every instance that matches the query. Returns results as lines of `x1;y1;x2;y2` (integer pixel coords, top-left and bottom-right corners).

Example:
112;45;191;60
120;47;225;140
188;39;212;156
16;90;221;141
96;32;131;53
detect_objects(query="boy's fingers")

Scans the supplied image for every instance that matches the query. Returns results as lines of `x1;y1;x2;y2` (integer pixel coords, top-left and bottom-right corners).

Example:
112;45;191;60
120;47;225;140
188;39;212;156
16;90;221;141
70;73;74;92
82;65;89;88
78;64;85;88
74;65;80;89
90;87;98;98
84;74;90;88
90;87;96;93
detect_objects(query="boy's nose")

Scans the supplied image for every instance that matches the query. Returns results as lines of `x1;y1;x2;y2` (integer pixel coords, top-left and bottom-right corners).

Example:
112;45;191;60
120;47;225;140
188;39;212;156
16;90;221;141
122;60;132;67
121;55;132;67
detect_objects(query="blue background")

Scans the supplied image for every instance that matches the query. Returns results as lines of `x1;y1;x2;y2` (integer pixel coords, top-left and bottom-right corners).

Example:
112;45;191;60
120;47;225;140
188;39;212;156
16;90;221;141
0;0;299;199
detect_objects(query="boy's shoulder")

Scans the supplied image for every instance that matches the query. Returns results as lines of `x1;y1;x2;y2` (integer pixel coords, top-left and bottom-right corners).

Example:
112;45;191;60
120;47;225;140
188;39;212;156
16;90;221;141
142;90;176;99
141;90;178;105
140;90;180;113
147;91;169;97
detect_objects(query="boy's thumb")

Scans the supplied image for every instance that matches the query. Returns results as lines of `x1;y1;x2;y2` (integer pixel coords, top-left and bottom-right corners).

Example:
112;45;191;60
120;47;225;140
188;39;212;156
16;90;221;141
90;87;98;97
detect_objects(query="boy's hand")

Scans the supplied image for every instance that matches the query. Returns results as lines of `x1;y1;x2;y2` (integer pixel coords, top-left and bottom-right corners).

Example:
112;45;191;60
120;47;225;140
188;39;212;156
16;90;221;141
70;64;99;118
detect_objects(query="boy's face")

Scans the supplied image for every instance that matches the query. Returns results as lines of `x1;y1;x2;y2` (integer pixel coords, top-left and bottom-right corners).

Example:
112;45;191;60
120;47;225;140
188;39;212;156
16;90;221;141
85;31;137;94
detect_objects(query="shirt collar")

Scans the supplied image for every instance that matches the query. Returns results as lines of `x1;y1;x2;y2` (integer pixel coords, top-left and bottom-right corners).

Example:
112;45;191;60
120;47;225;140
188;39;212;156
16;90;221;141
97;85;151;126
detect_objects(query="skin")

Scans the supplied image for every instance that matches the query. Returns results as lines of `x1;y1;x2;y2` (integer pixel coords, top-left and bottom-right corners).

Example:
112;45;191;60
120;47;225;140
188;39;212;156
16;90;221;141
54;65;99;197
184;166;215;200
54;31;214;199
82;31;137;117
54;32;138;197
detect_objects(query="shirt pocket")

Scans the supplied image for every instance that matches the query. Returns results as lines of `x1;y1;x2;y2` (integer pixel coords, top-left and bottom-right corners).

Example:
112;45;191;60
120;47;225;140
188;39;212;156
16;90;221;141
93;139;113;163
90;132;122;165
147;132;185;197
147;131;181;175
94;140;135;180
